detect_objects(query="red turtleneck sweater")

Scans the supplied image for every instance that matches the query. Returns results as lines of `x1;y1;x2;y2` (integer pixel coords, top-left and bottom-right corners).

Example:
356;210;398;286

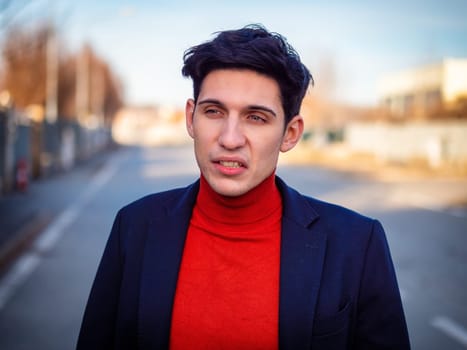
169;173;282;350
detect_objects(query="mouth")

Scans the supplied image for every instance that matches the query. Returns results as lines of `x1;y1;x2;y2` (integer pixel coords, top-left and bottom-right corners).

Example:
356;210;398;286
212;157;248;173
218;160;243;168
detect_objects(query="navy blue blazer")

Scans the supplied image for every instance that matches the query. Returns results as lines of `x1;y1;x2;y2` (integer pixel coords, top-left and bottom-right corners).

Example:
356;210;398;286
77;177;410;349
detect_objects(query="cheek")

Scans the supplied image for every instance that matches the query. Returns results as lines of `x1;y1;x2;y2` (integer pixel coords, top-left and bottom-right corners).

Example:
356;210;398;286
255;137;283;162
193;130;211;148
192;127;214;159
194;119;219;139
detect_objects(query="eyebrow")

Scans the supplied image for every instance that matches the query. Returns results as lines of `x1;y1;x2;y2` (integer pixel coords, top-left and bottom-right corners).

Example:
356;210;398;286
197;98;277;117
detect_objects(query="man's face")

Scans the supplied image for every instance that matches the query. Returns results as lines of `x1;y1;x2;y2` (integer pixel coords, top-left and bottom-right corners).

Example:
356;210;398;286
186;69;303;197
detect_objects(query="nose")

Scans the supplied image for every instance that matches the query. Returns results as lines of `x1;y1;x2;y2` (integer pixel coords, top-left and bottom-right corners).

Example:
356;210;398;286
218;116;246;150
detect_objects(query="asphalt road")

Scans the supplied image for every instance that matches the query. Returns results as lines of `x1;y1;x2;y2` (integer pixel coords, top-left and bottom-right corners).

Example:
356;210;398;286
0;145;466;349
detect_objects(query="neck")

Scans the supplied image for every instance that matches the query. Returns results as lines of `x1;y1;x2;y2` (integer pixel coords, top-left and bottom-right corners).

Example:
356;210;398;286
196;173;281;226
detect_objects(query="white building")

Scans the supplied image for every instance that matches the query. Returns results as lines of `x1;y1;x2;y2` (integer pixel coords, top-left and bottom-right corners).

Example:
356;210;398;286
378;58;467;119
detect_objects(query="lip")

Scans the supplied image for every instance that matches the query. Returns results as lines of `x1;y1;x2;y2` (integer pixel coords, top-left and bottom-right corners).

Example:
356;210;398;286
212;156;247;176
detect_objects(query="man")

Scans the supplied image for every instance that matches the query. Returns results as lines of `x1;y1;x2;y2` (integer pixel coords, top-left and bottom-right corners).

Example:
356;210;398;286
77;25;410;349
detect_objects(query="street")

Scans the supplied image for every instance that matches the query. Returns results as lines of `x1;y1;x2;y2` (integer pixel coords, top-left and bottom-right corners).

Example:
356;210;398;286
0;145;466;349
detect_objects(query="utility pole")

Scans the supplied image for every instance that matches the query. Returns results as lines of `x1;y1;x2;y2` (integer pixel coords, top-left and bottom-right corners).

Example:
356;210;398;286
45;21;58;123
76;45;89;125
91;60;105;127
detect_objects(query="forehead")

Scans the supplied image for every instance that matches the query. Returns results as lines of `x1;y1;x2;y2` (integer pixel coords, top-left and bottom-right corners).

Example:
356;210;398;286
198;69;282;109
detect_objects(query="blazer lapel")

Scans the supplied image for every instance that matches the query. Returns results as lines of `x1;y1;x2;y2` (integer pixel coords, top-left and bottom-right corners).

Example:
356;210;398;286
276;178;327;350
138;181;199;350
137;178;326;349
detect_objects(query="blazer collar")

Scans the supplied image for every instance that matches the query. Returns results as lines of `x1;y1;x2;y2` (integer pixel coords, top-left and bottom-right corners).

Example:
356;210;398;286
138;178;327;350
276;177;327;349
138;181;199;349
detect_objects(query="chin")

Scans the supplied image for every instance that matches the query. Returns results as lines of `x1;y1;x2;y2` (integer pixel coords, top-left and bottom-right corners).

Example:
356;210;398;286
210;179;249;197
214;186;246;197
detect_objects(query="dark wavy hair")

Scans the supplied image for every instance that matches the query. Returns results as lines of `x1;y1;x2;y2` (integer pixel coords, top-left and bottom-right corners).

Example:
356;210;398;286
182;24;313;123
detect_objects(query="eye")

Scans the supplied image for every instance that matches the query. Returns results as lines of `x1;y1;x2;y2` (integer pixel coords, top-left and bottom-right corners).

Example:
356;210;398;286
247;114;266;123
205;107;222;117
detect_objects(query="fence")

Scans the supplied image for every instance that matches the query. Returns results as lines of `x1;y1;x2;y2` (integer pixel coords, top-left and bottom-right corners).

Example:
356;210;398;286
0;108;112;195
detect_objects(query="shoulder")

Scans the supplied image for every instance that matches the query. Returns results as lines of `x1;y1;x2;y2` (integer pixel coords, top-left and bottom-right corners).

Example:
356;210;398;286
306;194;386;246
107;181;199;252
307;195;375;228
117;181;199;223
277;176;374;224
277;176;380;241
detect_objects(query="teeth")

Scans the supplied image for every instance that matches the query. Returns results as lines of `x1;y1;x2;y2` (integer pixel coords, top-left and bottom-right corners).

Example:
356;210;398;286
220;161;241;168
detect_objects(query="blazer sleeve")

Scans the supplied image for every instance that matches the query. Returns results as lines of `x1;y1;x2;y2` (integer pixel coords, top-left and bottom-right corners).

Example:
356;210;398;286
76;211;124;349
354;220;411;349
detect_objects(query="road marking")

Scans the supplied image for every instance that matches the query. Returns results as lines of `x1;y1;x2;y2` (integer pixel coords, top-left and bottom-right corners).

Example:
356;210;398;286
431;316;467;347
444;207;467;218
407;201;467;218
35;162;116;252
0;253;40;309
393;191;467;218
0;161;117;310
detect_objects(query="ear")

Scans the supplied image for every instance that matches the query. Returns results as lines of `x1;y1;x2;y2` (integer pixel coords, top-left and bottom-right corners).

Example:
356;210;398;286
280;115;304;152
185;99;195;139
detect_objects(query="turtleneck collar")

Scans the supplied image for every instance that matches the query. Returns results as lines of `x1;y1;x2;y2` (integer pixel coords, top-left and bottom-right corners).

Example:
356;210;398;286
196;172;282;227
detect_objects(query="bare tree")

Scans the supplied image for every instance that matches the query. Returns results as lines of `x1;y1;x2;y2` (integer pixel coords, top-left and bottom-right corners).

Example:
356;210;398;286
57;53;77;119
2;20;123;122
1;23;48;108
75;44;124;125
101;62;124;125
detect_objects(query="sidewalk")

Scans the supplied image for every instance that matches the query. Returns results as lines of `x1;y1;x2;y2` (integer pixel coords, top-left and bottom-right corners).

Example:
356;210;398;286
281;143;467;212
0;149;116;275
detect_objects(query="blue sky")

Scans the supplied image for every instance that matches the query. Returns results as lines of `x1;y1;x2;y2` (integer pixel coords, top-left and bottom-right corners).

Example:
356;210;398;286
18;0;467;107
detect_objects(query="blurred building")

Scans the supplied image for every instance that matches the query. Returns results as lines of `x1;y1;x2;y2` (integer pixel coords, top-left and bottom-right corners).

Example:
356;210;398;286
112;106;189;146
379;58;467;119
